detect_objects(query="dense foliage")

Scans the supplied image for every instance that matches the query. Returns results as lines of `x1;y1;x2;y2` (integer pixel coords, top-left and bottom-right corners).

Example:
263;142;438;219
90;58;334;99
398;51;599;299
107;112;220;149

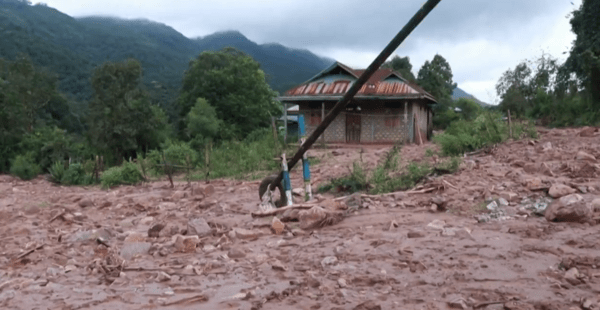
0;2;331;107
87;59;171;164
494;1;600;126
382;55;416;82
178;48;280;140
417;54;457;102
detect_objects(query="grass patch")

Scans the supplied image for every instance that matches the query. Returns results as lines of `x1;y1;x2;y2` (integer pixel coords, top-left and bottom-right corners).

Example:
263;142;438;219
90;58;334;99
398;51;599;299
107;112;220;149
434;111;537;156
319;145;462;196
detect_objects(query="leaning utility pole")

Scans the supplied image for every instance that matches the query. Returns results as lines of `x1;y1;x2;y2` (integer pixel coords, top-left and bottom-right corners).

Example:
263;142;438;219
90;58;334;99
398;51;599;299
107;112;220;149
264;0;443;193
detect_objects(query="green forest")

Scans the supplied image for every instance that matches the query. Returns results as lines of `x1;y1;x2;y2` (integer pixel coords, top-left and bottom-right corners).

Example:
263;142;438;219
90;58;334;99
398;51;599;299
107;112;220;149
1;0;599;187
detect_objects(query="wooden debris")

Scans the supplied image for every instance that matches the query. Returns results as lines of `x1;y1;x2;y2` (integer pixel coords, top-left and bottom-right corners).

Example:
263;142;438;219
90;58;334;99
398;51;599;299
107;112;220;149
15;243;44;260
252;203;316;218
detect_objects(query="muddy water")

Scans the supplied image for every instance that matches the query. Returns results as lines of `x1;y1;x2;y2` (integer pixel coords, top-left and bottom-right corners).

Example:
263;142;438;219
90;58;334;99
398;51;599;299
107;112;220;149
1;127;600;309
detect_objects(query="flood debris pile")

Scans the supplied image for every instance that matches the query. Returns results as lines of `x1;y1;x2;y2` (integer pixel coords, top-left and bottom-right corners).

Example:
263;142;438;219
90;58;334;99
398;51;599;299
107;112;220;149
0;127;600;309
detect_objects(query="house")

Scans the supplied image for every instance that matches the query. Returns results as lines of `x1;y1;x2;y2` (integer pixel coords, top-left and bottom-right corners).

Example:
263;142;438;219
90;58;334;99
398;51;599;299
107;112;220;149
278;62;437;144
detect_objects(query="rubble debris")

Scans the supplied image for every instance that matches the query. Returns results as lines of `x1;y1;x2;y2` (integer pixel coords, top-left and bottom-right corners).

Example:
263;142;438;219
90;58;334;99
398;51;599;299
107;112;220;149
545;194;593;223
576;151;596;162
187;218;212;237
548;184;576;198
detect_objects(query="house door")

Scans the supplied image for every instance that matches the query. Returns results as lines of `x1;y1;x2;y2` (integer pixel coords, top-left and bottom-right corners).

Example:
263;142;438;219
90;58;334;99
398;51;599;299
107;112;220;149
346;113;361;143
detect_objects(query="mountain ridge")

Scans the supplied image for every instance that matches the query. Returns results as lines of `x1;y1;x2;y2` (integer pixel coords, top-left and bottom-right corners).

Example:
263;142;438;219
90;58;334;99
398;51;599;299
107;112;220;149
0;2;334;107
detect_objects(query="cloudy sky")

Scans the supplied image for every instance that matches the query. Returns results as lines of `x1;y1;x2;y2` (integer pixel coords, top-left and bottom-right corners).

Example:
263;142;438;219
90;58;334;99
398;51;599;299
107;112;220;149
42;0;581;104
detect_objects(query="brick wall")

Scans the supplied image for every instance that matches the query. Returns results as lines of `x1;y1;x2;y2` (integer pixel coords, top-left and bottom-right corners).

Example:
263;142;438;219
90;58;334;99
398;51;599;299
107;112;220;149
297;100;432;144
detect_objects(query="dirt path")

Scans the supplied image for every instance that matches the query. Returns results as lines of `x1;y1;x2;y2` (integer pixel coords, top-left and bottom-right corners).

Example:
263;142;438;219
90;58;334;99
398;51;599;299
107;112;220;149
1;127;600;310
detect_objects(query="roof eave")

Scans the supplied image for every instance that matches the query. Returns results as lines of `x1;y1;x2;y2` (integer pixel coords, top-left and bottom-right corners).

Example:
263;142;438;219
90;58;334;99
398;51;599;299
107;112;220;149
278;94;437;103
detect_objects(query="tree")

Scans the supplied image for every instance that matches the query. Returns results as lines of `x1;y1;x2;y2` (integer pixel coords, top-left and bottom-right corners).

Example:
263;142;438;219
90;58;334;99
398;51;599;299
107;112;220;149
186;98;221;143
87;59;170;163
0;56;74;171
417;54;456;102
565;0;600;106
382;55;416;82
177;47;280;140
455;98;482;121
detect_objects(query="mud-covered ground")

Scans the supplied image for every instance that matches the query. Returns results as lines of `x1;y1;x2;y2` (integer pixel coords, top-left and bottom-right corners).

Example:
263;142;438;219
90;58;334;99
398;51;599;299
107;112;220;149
1;127;600;310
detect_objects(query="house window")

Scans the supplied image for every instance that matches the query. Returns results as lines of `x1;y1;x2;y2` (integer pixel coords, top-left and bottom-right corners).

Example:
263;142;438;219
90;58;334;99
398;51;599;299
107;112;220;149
309;112;321;125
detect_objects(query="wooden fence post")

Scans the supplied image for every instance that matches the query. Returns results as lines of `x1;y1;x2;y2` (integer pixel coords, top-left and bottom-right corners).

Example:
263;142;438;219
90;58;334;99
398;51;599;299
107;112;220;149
508;109;513;139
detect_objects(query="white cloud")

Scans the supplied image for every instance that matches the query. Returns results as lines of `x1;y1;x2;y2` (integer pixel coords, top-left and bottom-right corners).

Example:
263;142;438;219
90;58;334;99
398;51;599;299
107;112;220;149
42;0;582;102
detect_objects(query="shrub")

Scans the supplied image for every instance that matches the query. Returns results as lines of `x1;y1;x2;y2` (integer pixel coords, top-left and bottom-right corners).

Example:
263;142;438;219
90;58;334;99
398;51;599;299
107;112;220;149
319;161;368;194
147;140;198;175
10;154;42;180
199;128;280;179
48;161;66;183
100;161;144;189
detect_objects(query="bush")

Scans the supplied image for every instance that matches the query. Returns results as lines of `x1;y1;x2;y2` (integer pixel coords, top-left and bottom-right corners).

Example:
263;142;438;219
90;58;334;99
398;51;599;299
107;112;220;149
199;128;280;179
318;161;368;194
100;161;144;189
49;161;94;185
18;126;92;172
10;154;41;180
320;147;462;196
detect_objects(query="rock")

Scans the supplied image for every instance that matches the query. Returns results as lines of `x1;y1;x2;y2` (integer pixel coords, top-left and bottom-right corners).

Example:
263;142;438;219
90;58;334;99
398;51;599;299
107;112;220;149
526;178;547;191
500;191;519;202
486;201;498;211
78;199;94;208
292;188;305;197
148;224;165;238
298;206;328;230
156;271;171;282
407;231;425;238
548;184;576;198
353;300;381;310
523;163;538;174
447;294;469;309
564;267;581;285
139;216;154;226
270;260;287;271
120;241;152;260
204;185;215;196
430;204;440;212
592;198;600;212
579;126;598;137
541;142;552;151
321;256;338;268
173;235;200;253
427;219;446;231
582;298;595;310
171;191;187;200
545;194;592;223
202;245;216;252
187;218;212;237
577;151;596;162
200;198;218;208
227;247;246;259
431;196;447;210
337;278;348;288
307;276;320;288
159;223;181;238
271;217;285;235
498;198;509;207
392;192;407;200
232;228;262;240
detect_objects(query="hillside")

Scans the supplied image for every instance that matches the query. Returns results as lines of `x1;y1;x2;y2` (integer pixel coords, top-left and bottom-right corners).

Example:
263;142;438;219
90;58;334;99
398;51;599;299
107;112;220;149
0;0;333;106
452;86;491;107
